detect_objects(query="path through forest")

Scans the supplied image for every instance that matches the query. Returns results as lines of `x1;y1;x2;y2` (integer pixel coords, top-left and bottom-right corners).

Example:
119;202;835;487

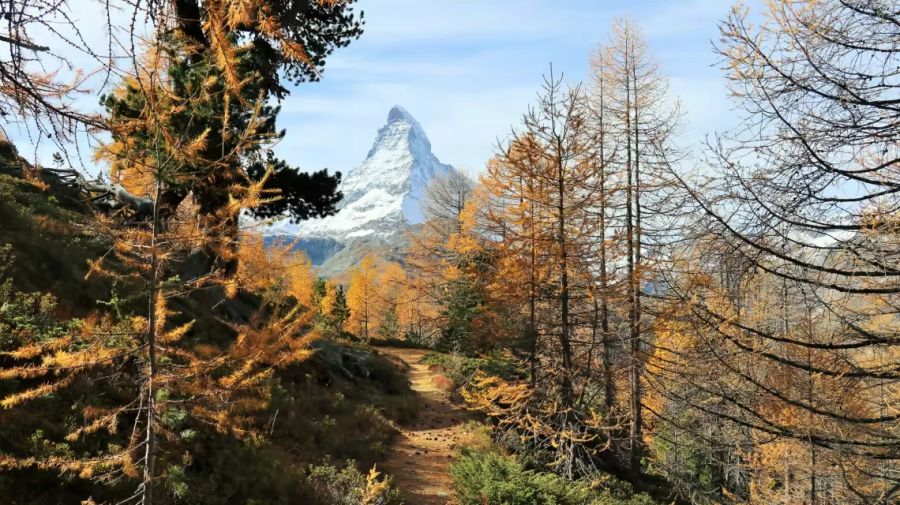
378;347;472;505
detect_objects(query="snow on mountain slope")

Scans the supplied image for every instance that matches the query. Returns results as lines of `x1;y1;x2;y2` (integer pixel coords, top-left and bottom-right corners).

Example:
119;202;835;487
268;106;457;241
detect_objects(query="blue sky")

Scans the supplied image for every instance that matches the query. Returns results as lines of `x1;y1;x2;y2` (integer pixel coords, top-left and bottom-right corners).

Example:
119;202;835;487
7;0;742;177
274;0;741;177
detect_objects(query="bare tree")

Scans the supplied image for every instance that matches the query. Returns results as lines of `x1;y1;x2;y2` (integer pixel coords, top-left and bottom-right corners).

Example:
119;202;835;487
656;1;900;502
597;17;684;475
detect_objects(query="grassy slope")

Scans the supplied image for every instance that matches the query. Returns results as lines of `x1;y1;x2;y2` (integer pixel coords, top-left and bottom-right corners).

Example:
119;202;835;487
0;142;109;313
0;142;419;504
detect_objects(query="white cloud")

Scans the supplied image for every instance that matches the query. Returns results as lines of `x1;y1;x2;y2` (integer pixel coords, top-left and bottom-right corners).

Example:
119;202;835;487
7;0;743;181
277;0;742;175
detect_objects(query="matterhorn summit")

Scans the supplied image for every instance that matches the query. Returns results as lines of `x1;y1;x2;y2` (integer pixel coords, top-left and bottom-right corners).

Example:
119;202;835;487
267;106;461;275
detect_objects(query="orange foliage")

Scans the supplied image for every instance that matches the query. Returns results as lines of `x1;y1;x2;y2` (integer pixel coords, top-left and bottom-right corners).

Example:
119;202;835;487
346;253;379;341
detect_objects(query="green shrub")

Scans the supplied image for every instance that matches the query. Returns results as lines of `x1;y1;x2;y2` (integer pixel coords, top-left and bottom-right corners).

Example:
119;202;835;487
590;491;658;505
648;416;722;500
421;350;522;387
456;421;495;453
451;448;591;505
307;460;404;505
451;448;659;505
368;335;428;349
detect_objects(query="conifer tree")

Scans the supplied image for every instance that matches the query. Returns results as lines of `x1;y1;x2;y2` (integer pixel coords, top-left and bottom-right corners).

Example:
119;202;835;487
408;172;491;352
347;253;379;342
648;2;900;502
593;18;684;473
472;69;618;479
320;280;349;337
0;15;332;502
375;262;407;340
92;0;363;277
484;134;551;384
514;71;597;408
586;44;624;415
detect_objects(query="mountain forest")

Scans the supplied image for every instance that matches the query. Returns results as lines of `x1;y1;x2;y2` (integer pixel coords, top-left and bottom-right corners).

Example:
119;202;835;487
0;0;897;504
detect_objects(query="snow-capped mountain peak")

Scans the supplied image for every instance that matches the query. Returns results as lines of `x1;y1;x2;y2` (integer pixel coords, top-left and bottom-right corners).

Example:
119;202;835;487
366;105;431;158
268;106;458;241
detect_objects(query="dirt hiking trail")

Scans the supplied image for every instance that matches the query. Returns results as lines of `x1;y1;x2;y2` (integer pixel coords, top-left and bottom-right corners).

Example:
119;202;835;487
378;347;474;505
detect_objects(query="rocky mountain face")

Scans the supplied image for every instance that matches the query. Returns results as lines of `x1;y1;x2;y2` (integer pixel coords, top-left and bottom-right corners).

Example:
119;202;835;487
267;106;459;276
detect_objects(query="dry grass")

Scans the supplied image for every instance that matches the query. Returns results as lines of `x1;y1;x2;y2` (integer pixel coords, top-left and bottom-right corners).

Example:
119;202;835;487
432;374;455;392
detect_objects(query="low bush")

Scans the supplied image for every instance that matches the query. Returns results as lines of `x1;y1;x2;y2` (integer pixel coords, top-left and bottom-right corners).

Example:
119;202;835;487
592;489;658;505
367;336;428;349
451;448;658;505
307;460;404;505
421;350;522;388
432;373;455;392
451;448;590;505
455;421;495;453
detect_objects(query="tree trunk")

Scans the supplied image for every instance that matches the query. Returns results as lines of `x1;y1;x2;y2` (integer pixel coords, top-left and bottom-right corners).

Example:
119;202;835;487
529;182;538;388
630;46;644;475
595;79;615;411
142;179;162;505
623;36;642;474
556;143;574;407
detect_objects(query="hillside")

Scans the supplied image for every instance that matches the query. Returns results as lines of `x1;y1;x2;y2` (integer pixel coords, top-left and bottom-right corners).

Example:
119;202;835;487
0;142;419;504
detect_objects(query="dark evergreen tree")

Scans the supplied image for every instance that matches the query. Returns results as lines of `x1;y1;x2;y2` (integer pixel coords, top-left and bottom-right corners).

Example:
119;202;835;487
331;285;350;336
96;1;364;275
